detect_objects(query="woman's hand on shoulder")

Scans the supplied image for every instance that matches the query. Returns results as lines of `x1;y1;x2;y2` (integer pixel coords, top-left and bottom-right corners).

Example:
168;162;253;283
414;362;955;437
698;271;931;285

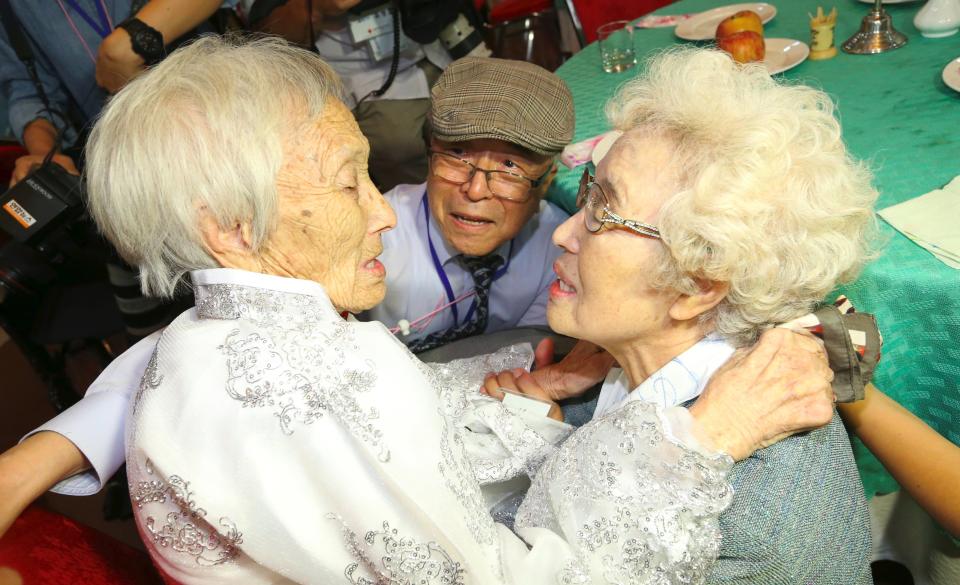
689;328;835;460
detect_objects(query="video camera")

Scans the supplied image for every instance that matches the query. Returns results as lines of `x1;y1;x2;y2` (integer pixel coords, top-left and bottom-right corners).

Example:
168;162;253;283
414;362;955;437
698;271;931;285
0;158;94;303
347;0;486;61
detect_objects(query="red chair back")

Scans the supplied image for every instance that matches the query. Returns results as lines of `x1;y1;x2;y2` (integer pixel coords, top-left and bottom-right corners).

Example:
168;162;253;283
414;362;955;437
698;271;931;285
568;0;677;43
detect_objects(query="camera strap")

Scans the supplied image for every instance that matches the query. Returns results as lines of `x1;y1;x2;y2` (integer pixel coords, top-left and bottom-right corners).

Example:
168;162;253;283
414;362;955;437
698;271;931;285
0;1;83;138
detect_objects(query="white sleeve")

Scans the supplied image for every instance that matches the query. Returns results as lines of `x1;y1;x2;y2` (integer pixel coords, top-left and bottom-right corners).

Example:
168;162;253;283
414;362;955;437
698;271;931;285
419;344;575;484
22;331;160;495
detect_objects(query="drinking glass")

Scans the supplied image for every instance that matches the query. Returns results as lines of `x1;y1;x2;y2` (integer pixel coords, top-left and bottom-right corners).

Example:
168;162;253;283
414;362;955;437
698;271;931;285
597;20;637;73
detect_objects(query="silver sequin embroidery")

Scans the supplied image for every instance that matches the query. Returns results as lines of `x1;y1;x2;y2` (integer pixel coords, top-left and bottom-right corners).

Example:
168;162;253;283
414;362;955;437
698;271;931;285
515;400;734;585
198;283;389;460
132;348;163;415
327;514;466;585
133;459;243;566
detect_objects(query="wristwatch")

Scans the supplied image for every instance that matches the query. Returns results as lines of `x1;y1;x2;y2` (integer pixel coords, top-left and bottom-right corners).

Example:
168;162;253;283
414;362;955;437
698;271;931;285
117;18;164;66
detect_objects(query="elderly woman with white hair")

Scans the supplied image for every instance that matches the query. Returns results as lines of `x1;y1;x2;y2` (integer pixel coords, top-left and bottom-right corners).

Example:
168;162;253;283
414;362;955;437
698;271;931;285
67;36;839;584
488;48;878;584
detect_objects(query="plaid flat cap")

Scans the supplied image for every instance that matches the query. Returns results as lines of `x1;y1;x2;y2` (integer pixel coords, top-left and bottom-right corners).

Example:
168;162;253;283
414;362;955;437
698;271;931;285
430;57;574;157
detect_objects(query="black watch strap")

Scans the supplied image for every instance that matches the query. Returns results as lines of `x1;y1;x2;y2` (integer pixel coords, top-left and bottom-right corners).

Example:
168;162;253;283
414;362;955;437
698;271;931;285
118;17;164;66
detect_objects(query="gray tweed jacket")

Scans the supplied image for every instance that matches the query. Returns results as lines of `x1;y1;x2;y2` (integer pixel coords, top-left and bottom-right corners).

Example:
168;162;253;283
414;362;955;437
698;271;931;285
706;413;873;585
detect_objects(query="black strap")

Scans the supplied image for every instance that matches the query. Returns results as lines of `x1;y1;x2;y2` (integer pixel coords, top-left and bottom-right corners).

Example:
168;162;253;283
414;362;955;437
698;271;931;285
355;0;401;106
0;1;54;116
0;1;85;148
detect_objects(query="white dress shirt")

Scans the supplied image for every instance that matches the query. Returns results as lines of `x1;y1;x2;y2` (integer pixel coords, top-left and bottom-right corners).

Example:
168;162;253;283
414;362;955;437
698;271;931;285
27;330;159;495
593;334;737;420
314;27;451;109
362;183;566;341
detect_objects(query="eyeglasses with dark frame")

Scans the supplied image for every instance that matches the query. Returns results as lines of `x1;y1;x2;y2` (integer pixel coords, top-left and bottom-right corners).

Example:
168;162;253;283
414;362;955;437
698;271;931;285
429;150;552;203
575;168;661;239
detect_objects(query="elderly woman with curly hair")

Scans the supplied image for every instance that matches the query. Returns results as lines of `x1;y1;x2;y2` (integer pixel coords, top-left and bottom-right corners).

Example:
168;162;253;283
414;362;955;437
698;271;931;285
488;48;878;584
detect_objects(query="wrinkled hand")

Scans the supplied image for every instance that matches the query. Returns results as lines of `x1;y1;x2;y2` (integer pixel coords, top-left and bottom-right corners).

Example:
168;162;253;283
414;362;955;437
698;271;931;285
481;369;564;422
96;27;147;94
528;338;616;401
9;153;78;187
689;328;835;461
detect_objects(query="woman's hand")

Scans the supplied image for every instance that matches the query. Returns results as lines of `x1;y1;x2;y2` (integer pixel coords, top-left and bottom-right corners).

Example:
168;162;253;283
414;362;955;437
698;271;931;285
688;328;835;461
481;369;564;422
527;338;616;401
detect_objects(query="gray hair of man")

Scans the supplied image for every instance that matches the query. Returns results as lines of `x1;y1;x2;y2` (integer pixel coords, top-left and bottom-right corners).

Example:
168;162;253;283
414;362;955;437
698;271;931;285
86;35;343;298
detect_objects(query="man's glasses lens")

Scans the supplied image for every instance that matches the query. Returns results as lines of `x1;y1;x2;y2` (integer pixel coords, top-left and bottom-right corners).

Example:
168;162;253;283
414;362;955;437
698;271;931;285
432;152;532;202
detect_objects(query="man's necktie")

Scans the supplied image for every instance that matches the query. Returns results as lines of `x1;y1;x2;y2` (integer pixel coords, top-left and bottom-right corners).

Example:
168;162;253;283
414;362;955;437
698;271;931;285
407;254;504;354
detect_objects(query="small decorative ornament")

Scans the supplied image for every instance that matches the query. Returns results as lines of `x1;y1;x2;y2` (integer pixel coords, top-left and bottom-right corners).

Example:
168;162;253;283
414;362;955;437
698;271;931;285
842;0;908;54
809;7;838;60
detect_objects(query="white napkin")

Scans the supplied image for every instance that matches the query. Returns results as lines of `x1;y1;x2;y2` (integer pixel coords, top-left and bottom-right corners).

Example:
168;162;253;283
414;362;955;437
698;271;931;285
878;176;960;269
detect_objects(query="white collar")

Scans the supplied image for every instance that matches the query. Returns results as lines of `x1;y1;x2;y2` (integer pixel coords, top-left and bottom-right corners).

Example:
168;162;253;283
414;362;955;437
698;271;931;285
191;268;328;297
593;334;736;420
190;268;340;322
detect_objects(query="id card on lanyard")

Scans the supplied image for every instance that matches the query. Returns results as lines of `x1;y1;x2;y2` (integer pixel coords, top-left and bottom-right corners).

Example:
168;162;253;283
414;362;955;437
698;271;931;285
421;192;512;326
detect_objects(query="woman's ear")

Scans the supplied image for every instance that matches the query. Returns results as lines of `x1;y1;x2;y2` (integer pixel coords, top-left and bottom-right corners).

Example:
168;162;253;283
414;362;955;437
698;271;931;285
197;208;259;271
669;280;730;322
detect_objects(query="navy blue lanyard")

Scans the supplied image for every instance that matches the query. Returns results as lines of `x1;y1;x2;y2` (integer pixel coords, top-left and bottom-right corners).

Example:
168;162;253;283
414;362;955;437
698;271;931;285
62;0;113;38
421;192;512;326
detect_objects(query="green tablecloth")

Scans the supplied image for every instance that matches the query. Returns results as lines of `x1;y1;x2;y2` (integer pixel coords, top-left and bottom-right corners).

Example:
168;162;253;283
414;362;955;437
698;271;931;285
546;0;960;498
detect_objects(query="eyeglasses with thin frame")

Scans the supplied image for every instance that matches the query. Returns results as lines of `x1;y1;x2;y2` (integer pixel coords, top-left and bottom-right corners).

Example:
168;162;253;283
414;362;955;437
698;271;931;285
429;150;552;203
575;168;661;239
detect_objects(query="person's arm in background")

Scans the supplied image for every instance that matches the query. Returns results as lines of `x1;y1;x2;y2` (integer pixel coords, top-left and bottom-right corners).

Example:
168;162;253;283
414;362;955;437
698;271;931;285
95;0;228;93
0;27;80;185
0;331;161;539
839;383;960;537
9;117;79;186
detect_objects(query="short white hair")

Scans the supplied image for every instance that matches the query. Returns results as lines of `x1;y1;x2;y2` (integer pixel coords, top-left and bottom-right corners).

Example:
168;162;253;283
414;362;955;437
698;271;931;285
86;35;342;297
606;48;878;345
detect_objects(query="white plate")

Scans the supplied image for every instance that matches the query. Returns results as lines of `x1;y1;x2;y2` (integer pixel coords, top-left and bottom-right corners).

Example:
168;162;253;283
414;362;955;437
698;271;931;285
675;3;777;41
763;38;809;75
943;57;960;92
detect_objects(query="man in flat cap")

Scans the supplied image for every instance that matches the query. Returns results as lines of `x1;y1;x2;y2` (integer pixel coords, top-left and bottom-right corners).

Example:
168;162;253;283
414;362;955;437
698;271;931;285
360;57;574;353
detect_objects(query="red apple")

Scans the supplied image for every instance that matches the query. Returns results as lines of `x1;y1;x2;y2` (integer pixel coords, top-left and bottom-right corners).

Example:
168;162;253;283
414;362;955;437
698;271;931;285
717;30;766;64
715;10;764;39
